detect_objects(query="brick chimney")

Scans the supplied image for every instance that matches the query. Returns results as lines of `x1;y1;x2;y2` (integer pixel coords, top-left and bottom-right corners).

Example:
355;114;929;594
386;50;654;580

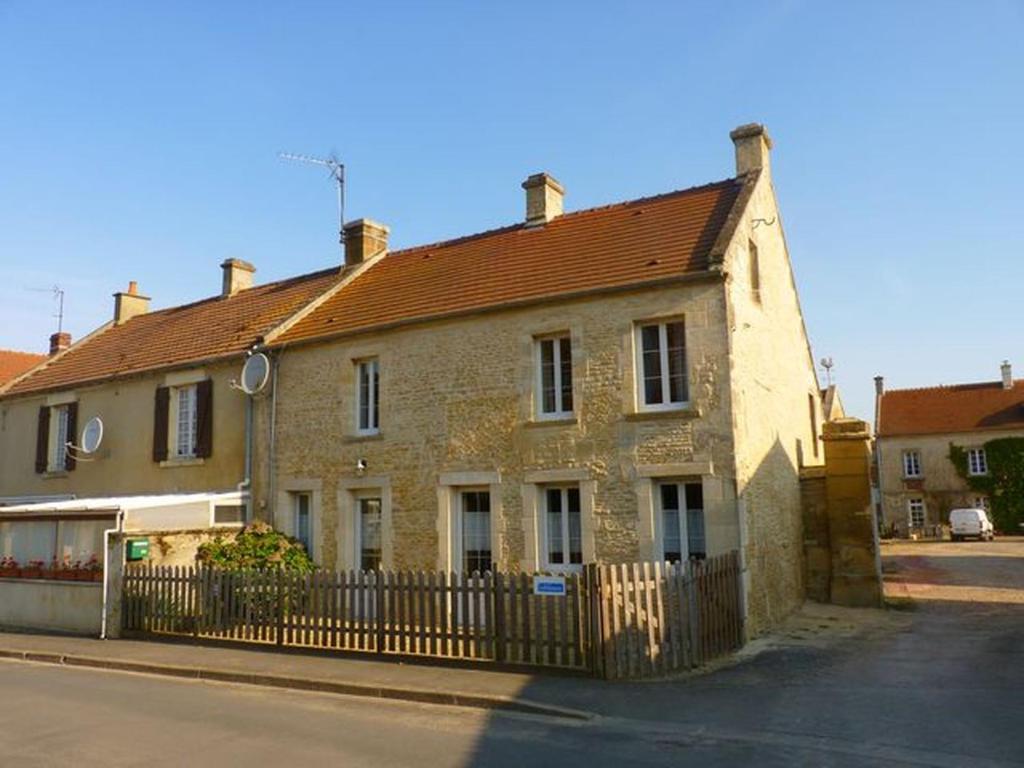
221;258;256;297
342;219;389;268
1001;360;1013;390
730;123;773;176
522;173;564;226
49;331;71;356
113;281;150;325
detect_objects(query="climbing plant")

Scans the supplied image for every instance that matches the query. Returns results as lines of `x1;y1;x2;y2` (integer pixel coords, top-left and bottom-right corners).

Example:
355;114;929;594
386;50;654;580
949;438;1024;533
197;520;315;572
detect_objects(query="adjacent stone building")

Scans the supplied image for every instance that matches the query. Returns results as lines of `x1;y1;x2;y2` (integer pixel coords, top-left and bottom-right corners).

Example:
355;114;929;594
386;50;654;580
874;362;1024;536
253;124;825;635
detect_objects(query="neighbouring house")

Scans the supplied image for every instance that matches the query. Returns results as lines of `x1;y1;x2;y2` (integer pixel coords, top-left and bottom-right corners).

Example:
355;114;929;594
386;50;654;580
0;261;343;634
0;347;46;388
820;384;845;422
874;362;1024;537
253;124;825;636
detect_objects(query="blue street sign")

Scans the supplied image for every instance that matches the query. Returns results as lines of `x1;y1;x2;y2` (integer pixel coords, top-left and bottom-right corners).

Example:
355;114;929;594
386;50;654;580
533;575;567;596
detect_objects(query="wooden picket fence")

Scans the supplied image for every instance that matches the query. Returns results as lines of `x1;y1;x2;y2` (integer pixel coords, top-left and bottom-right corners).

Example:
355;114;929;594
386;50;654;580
121;551;742;679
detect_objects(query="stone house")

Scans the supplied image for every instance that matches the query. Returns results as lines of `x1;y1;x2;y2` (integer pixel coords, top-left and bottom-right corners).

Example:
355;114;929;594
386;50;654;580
874;362;1024;536
254;124;824;635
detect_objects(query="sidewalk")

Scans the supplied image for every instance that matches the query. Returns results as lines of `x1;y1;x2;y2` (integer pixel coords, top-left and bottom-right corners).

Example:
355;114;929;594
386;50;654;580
0;630;598;719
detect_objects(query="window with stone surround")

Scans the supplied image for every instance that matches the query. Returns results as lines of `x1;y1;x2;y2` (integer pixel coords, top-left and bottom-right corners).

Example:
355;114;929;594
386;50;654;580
543;485;582;570
657;480;706;562
967;448;988;476
357;495;383;571
908;498;925;528
635;319;689;411
355;358;380;435
535;334;573;419
292;492;312;554
459;489;492;574
902;450;922;478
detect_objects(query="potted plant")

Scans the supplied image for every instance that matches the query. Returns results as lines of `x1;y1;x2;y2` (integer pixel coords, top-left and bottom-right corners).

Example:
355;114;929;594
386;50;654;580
21;560;44;579
82;555;103;582
0;556;19;578
42;557;61;580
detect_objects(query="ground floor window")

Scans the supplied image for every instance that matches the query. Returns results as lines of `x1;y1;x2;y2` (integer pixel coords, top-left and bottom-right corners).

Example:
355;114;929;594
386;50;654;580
657;481;706;562
460;489;492;574
358;496;382;571
973;496;989;511
292;492;312;554
544;486;582;570
908;498;926;528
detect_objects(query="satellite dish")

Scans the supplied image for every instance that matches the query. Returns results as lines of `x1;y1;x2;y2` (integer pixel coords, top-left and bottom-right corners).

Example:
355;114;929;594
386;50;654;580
240;352;270;395
80;417;104;454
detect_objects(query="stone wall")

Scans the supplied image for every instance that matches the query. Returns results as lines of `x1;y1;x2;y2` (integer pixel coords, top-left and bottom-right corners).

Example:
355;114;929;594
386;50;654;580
799;467;830;603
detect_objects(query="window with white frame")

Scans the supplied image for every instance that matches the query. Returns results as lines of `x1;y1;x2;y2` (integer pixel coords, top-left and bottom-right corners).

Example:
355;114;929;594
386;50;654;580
902;450;922;478
358;496;382;571
536;335;573;418
635;320;688;410
908;498;925;528
459;489;492;574
967;448;988;476
292;492;312;554
356;358;380;434
543;486;582;570
657;481;706;562
175;385;199;458
48;405;71;471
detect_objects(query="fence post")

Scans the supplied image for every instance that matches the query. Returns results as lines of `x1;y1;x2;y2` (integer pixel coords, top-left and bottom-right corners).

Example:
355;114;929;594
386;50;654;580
375;570;385;655
493;571;506;664
584;564;604;678
276;568;285;647
192;565;201;642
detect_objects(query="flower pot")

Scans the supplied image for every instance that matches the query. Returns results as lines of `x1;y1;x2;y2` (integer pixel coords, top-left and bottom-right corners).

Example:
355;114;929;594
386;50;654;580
21;568;42;580
75;570;94;582
91;571;104;582
0;568;19;579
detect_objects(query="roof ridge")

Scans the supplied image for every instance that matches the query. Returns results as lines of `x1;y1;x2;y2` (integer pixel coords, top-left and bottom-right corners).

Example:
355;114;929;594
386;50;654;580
389;177;742;258
884;379;1021;395
0;348;46;357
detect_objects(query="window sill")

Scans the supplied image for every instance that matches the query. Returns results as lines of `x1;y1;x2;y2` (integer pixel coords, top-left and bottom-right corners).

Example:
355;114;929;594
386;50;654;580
345;432;383;444
626;406;701;422
160;457;205;468
41;470;69;480
525;416;578;429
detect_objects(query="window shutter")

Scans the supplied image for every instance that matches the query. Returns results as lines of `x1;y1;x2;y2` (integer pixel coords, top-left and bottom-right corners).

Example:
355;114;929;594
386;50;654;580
196;378;213;458
64;402;78;471
153;386;170;462
34;406;50;474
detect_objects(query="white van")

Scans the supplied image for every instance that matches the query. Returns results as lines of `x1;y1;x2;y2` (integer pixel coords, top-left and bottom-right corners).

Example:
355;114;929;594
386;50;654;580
949;508;995;541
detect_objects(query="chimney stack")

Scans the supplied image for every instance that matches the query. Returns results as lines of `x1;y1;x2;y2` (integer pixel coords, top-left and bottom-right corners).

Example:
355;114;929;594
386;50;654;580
342;219;390;268
522;173;564;226
874;376;885;396
113;281;150;325
221;258;256;297
1001;360;1013;390
49;331;71;356
729;123;773;176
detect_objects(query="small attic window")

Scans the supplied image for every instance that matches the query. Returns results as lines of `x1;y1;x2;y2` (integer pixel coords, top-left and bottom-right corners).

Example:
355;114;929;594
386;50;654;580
748;239;761;305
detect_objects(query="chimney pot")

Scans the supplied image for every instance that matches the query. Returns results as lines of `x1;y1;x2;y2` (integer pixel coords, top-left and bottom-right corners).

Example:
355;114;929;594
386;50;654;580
220;258;256;297
1001;360;1013;390
342;219;390;268
113;282;150;325
729;123;773;176
874;375;885;396
522;173;564;226
48;331;71;356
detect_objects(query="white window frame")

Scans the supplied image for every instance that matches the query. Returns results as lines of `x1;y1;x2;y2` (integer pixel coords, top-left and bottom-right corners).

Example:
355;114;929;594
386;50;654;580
456;487;493;575
908;498;926;528
655;479;707;562
355;494;384;572
535;334;574;420
48;404;71;472
634;319;689;412
967;448;988;476
173;384;199;459
292;491;312;554
540;485;583;573
355;358;380;436
902;450;922;479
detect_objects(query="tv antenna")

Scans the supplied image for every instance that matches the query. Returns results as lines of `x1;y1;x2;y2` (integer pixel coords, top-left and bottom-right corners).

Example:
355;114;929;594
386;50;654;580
820;356;835;386
279;152;346;251
26;285;65;334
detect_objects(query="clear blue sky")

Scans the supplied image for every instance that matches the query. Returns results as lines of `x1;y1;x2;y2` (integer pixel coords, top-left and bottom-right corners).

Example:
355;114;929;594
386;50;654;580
2;1;1021;420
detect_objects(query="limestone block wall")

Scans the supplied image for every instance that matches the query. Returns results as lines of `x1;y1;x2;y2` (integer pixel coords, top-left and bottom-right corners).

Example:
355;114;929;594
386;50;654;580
723;172;824;633
799;467;830;603
254;281;740;576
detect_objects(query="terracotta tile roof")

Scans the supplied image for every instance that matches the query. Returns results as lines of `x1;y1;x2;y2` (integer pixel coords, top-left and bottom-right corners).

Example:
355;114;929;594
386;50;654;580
5;269;342;397
276;178;745;345
0;349;46;386
877;381;1024;438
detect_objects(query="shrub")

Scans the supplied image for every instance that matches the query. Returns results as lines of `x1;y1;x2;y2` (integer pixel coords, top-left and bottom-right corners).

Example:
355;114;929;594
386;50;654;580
949;438;1024;533
196;520;314;572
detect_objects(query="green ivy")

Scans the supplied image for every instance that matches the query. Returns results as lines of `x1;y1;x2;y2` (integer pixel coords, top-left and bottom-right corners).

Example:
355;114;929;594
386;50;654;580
949;438;1024;533
197;520;315;572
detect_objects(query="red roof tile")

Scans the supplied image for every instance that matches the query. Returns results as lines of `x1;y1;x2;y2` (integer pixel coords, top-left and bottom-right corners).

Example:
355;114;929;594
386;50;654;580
0;349;46;387
878;381;1024;438
5;269;342;396
276;178;745;345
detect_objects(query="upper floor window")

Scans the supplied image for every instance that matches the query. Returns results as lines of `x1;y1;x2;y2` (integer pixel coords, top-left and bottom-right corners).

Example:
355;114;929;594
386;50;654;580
356;358;380;434
175;385;199;458
35;401;78;474
902;451;922;478
544;486;582;570
635;319;688;411
536;335;573;418
50;404;71;471
749;239;761;304
967;448;988;476
152;379;212;463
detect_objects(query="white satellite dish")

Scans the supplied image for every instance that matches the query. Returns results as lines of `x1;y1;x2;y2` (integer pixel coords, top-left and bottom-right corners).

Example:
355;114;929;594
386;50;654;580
240;352;270;395
80;417;104;454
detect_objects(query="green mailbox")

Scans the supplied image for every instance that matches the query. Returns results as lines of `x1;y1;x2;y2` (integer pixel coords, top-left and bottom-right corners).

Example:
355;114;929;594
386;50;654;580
126;539;150;562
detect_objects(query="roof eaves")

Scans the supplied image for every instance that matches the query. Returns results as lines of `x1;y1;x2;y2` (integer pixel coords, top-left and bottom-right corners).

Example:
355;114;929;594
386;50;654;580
0;320;114;397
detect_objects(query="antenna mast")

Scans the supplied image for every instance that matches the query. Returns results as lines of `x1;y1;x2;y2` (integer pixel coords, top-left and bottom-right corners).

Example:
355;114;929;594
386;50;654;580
820;356;835;387
279;152;346;251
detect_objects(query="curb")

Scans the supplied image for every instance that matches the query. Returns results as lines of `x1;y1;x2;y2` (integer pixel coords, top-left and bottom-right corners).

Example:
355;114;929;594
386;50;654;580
0;648;593;721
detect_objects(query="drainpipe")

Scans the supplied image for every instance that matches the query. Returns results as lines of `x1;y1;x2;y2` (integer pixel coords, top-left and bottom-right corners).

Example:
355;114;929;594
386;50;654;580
99;508;125;640
268;351;280;526
237;394;253;520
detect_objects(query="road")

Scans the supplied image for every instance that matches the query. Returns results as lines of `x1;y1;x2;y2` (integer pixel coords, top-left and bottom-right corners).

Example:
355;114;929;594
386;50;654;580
1;539;1022;767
